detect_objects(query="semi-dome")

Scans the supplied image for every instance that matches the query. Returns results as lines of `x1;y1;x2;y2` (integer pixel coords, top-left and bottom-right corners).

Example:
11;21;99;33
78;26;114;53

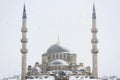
47;43;69;54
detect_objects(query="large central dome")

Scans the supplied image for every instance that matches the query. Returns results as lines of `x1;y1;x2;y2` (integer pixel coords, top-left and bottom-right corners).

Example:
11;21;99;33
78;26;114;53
47;43;69;54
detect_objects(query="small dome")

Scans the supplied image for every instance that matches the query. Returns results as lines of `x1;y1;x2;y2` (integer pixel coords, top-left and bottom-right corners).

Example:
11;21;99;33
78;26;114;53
49;59;69;66
28;65;32;70
47;43;69;54
77;67;86;72
32;67;41;74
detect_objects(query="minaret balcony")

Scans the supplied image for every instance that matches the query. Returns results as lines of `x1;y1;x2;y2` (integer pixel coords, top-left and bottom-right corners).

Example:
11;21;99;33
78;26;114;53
21;48;28;53
91;28;98;33
91;39;98;43
21;28;28;32
91;49;98;53
21;38;28;43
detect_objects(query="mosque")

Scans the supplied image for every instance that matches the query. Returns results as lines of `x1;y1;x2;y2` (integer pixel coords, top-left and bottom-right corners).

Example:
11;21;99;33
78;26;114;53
20;4;98;80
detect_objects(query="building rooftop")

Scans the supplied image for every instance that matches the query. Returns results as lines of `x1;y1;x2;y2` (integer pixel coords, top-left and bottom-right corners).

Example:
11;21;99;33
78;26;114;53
47;43;69;54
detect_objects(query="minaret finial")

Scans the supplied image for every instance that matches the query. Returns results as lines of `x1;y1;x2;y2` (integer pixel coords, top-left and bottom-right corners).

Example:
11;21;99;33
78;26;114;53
57;35;60;44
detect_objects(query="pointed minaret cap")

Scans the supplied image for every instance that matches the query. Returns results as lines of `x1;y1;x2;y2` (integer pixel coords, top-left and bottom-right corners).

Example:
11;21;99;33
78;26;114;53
92;4;96;19
93;4;95;12
23;4;26;18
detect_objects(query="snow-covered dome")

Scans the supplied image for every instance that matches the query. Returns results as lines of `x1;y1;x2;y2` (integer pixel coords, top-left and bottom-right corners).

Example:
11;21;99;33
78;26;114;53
77;67;86;72
47;43;69;54
32;67;41;74
49;59;69;66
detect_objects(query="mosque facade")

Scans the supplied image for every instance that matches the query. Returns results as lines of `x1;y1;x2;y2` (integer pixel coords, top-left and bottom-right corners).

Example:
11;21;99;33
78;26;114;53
26;43;91;78
20;4;98;80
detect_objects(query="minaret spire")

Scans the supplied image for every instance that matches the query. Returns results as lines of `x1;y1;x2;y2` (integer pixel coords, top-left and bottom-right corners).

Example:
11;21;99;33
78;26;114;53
91;4;98;79
21;4;28;80
23;4;26;19
57;35;60;44
92;4;96;19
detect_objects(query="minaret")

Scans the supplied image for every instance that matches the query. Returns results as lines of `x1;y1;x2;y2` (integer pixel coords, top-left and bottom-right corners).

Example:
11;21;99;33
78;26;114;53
21;4;28;80
91;4;98;78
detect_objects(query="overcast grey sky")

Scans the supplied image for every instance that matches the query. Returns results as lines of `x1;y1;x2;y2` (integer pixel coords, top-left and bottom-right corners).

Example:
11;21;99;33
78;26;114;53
0;0;120;78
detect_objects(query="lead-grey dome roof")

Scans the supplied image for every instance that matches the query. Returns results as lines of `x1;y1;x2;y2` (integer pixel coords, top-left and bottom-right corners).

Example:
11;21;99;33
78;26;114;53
47;43;69;54
32;67;41;74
